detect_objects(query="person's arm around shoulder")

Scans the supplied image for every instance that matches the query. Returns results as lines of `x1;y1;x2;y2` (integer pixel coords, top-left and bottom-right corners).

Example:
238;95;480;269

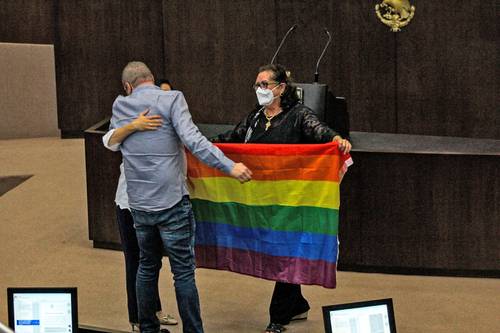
105;109;163;148
168;91;252;183
102;129;121;152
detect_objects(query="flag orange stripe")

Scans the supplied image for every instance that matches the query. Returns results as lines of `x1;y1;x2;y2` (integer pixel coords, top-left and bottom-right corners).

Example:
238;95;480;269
187;153;342;181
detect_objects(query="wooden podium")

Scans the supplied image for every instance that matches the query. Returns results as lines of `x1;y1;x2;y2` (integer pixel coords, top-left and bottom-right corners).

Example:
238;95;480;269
84;118;122;250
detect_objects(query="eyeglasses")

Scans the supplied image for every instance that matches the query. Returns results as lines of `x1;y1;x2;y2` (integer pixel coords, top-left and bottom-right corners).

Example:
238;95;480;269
253;80;279;90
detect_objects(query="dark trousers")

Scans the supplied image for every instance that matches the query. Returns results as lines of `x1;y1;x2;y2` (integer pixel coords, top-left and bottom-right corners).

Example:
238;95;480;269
116;206;162;323
269;282;310;325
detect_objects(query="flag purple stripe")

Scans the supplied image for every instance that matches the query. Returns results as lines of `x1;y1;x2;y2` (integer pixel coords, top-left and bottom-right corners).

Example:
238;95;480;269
195;245;337;288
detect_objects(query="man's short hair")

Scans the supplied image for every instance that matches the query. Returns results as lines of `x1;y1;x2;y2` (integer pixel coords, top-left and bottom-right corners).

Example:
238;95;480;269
122;61;154;87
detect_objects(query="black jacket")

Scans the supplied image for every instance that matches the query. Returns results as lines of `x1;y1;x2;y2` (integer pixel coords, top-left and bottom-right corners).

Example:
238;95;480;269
215;102;340;144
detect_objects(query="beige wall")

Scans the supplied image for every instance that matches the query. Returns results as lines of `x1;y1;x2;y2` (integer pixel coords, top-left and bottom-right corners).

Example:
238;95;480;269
0;43;59;139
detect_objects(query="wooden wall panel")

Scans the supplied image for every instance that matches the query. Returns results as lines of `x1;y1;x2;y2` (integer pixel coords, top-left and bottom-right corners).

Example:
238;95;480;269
0;0;55;44
163;0;398;132
55;0;164;137
396;1;499;139
276;0;397;133
1;1;498;139
163;0;277;124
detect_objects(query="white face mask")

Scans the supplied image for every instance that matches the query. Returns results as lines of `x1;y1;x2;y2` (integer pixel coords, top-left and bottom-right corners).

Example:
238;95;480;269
256;85;280;106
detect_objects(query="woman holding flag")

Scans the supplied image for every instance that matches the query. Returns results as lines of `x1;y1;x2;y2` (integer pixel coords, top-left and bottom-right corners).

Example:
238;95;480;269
214;63;351;333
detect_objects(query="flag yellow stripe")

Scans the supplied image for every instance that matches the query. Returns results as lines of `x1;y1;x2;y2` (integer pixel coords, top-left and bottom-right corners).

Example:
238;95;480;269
189;177;340;209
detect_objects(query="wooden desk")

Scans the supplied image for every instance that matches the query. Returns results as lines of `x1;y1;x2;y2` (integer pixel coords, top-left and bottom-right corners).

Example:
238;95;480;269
339;132;499;277
84;122;500;277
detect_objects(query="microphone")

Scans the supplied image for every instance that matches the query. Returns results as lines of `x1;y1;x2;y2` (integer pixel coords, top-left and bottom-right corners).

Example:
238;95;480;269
314;27;332;83
270;24;298;64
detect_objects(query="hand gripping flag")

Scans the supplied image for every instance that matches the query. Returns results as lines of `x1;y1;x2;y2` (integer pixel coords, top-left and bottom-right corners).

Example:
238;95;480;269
187;142;352;288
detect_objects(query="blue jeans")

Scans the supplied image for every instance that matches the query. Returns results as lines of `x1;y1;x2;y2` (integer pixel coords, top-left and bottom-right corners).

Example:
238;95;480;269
132;196;203;333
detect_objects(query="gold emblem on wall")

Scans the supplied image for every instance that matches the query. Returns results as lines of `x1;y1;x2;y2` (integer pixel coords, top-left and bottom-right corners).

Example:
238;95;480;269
375;0;415;32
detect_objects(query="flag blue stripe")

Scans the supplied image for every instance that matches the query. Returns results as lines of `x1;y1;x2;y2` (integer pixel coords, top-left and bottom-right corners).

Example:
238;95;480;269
195;221;338;263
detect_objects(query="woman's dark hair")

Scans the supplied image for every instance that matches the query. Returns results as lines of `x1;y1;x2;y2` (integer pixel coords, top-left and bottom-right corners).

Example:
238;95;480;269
156;78;173;89
258;64;299;110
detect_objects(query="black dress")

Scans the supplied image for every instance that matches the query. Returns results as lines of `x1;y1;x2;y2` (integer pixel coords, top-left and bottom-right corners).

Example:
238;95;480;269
215;101;340;325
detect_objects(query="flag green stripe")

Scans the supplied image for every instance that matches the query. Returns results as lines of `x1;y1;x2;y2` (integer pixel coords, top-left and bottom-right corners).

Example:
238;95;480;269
191;199;338;236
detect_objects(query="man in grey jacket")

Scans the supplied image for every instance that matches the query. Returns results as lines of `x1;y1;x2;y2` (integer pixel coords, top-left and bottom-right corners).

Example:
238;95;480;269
109;61;252;333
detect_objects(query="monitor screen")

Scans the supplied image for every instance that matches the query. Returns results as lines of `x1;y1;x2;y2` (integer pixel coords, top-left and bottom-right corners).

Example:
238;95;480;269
323;298;396;333
7;288;78;333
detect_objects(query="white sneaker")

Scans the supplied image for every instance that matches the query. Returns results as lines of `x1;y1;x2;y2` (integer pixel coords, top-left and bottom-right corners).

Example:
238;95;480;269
156;311;178;325
290;310;309;321
130;322;139;332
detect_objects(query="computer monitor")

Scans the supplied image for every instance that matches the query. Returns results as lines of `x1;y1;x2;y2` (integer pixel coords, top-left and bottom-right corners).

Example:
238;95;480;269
323;298;397;333
7;288;78;333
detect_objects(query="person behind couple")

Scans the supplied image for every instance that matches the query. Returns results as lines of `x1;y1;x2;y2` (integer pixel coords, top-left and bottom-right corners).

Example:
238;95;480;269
109;61;252;333
213;63;351;333
103;113;177;330
156;79;173;91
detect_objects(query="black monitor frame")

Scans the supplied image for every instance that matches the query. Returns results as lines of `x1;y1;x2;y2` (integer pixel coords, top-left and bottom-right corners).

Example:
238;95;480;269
7;287;78;333
323;298;396;333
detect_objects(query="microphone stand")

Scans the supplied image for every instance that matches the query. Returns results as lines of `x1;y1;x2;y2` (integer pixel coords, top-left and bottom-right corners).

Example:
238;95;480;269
270;24;298;64
314;28;332;83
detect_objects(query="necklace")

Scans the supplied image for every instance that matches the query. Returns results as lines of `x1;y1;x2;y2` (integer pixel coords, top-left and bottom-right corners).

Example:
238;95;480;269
264;108;282;131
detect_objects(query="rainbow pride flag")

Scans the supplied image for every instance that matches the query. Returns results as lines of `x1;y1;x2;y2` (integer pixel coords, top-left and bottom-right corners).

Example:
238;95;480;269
187;142;352;288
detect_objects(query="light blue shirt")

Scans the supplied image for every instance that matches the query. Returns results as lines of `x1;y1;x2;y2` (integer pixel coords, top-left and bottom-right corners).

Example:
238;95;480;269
102;129;187;211
110;84;234;212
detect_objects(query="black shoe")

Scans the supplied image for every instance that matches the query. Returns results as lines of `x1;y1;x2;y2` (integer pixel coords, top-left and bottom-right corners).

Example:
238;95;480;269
265;323;286;333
